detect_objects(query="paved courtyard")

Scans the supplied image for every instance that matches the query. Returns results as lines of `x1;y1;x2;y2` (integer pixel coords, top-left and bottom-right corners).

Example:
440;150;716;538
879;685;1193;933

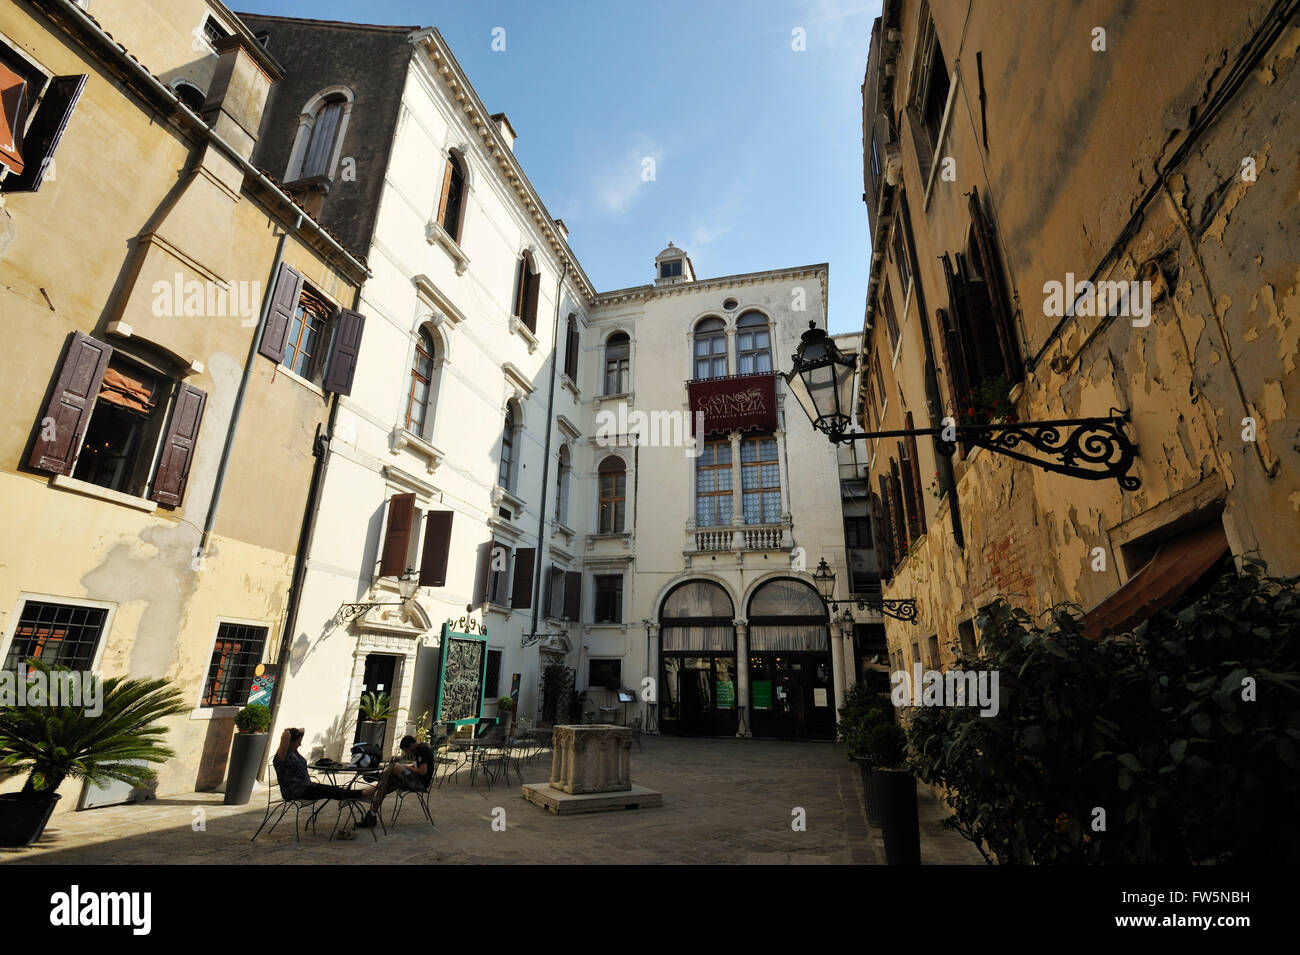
2;737;984;865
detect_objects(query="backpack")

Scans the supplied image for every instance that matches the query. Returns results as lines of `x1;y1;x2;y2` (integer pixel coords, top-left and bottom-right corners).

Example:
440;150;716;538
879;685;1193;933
350;742;383;768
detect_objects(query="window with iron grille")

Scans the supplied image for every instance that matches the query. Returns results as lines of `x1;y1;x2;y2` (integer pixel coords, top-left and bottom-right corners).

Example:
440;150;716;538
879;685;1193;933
3;600;108;673
201;622;269;707
202;16;230;48
740;436;781;524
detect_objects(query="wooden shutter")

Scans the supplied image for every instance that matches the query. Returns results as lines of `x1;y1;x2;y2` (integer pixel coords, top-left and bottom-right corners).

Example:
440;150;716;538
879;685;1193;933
8;74;85;193
28;331;112;474
563;570;581;620
0;63;28;176
565;319;580;382
258;263;303;363
476;537;496;603
875;478;895;580
904;413;927;535
510;547;535;609
522;268;540;333
323;307;365;395
419;509;453;587
150;383;207;506
511;258;525;318
968;186;1021;380
379;493;416;577
301;99;343;178
435;157;454;228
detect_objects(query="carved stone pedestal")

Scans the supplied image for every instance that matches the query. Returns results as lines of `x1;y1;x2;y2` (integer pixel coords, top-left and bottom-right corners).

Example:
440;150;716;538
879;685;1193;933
549;723;631;794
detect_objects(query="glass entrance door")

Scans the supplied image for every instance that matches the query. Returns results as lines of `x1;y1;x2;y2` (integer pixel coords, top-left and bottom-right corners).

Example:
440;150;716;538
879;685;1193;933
747;653;835;740
661;654;738;737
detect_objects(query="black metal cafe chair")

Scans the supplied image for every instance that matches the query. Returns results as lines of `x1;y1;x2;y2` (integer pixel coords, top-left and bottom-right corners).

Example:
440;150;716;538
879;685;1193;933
252;758;319;843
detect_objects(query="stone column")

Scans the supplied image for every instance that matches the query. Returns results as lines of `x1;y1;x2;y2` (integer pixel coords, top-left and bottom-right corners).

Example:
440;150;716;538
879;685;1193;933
829;618;846;723
646;622;660;734
734;618;751;737
729;431;743;537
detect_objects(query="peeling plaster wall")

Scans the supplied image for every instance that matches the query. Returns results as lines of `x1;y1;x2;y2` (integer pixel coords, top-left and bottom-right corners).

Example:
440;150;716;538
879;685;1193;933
867;0;1300;666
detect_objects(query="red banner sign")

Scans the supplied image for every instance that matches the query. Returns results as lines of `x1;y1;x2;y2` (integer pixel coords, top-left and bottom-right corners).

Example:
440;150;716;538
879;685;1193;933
688;373;778;436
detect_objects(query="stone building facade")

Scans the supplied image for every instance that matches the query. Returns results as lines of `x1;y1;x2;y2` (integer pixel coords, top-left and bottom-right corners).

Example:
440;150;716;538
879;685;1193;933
858;0;1300;673
0;0;368;808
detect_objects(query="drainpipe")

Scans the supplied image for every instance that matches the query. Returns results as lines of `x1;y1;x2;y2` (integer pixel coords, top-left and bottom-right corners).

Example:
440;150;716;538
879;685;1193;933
530;261;569;633
199;217;299;559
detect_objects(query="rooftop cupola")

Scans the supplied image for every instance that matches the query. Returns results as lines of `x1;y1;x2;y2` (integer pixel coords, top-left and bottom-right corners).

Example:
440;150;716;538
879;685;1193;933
654;241;695;286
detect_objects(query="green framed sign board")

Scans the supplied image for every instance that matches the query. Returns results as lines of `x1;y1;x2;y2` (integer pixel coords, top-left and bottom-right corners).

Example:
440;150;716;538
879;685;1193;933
434;623;490;727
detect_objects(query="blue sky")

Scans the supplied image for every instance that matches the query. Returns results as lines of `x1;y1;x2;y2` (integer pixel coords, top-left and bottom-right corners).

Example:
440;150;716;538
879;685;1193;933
240;0;880;333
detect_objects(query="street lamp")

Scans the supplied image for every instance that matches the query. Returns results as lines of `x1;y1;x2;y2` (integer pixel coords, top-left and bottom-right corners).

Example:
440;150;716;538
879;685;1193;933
337;567;421;624
812;557;918;625
784;321;1141;490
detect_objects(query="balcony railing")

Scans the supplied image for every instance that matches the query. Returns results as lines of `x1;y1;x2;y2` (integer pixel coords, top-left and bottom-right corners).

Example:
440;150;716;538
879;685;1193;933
688;520;791;554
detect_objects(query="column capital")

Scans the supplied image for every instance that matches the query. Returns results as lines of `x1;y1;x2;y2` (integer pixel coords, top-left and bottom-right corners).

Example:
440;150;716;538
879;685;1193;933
732;618;748;630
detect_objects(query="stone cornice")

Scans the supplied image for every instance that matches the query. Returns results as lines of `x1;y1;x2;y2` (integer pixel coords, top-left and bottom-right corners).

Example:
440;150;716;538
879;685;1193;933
593;264;830;312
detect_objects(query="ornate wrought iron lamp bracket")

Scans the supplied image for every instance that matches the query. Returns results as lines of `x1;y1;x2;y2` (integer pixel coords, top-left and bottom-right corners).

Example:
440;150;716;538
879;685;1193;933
826;596;919;625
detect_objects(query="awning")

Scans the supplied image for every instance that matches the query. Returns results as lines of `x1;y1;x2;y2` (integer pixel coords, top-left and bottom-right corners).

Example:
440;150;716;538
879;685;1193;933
1080;521;1229;639
99;363;160;415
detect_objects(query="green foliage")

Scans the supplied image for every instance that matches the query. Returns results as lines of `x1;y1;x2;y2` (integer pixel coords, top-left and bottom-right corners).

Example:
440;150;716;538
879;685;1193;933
358;692;392;722
498;696;515;712
414;710;431;744
0;660;187;795
837;680;889;760
958;374;1018;425
234;702;270;734
866;722;907;768
907;562;1300;864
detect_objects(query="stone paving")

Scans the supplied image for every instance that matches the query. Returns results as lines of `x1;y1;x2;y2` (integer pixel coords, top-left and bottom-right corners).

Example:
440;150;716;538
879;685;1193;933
2;737;985;865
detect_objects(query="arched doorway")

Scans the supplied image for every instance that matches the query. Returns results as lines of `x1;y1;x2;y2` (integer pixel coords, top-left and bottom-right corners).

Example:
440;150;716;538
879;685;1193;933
659;580;736;737
747;578;834;740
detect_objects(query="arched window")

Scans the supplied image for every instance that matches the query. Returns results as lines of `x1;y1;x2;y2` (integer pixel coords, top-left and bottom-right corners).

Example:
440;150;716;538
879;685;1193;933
300;93;347;179
404;329;435;436
436;150;467;243
555;445;571;525
498;405;517;491
512;252;540;333
747;578;828;651
737;311;772;374
597;456;626;533
659;579;736;735
694;317;727;379
604;332;629;395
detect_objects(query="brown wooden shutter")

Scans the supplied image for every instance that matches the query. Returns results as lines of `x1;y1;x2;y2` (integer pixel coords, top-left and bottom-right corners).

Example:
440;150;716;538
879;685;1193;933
258;263;303;363
476;537;495;603
28;331;112;474
563;570;581;620
968;186;1021;381
0;63;28;176
904;413;927;535
379;493;416;577
8;74;85;193
322;307;365;395
419;509;453;587
874;478;894;579
510;547;535;609
150;383;207;506
435;156;454;228
522;269;540;333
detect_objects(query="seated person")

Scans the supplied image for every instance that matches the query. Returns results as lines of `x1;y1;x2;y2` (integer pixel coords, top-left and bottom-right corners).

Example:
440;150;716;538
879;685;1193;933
274;727;360;802
356;735;433;828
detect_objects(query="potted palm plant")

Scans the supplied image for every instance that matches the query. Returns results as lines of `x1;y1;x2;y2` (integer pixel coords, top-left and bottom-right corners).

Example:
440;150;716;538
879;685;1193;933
357;691;392;748
867;722;921;865
224;702;270;806
0;661;186;846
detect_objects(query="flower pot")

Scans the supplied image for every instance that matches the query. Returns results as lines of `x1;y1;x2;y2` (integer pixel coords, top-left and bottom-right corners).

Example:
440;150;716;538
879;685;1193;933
873;767;920;865
357;720;387;748
223;731;267;806
499;712;514;736
854;756;882;827
0;791;61;847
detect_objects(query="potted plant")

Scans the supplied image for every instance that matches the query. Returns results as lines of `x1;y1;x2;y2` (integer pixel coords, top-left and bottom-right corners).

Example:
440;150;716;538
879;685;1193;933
356;691;392;748
224;702;271;806
867;721;921;865
497;695;516;735
837;682;888;826
0;661;186;846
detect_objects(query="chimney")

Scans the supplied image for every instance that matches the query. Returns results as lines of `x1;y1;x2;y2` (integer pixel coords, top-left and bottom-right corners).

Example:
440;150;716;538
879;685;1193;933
490;112;517;152
201;35;278;161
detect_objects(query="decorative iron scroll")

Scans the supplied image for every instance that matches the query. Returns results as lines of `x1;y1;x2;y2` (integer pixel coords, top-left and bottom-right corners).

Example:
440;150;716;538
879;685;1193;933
946;411;1140;491
830;596;919;624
